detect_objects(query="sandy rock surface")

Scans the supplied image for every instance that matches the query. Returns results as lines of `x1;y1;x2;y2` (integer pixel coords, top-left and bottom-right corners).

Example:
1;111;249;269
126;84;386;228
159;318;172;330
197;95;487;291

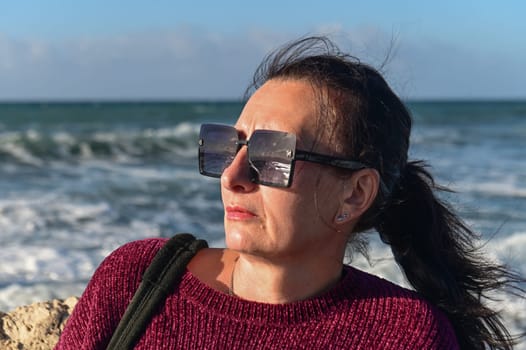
0;297;78;350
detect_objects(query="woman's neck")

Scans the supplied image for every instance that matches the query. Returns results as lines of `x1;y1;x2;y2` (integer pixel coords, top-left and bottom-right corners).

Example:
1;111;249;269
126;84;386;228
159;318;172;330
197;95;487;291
230;252;344;304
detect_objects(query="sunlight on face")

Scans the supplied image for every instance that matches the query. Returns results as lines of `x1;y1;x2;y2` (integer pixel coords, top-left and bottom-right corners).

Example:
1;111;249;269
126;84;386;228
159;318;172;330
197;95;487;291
221;79;347;261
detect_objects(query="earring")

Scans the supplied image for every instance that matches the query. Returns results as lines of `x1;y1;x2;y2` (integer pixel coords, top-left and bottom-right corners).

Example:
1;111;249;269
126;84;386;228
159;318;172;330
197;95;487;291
335;212;349;223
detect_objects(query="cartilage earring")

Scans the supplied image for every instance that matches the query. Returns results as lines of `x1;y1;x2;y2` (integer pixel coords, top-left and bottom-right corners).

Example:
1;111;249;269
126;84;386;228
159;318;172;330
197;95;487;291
335;212;349;223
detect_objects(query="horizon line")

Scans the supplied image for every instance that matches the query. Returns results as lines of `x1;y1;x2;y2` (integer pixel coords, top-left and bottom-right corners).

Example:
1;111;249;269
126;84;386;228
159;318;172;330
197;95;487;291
1;97;526;104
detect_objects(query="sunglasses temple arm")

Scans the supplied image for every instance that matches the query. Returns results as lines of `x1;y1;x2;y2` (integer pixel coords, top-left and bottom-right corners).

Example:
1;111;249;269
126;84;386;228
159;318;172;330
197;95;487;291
294;151;368;170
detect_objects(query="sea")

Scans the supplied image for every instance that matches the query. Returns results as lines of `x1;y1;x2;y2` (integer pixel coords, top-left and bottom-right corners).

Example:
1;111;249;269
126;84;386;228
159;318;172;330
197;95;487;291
0;101;525;345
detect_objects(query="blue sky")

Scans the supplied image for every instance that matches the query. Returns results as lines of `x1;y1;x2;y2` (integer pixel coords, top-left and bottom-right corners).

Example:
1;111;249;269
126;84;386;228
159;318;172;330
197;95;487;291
1;1;525;100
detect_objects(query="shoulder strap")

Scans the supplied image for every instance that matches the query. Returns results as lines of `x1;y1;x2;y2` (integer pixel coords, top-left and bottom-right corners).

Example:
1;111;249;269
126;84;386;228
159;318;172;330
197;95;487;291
106;233;208;350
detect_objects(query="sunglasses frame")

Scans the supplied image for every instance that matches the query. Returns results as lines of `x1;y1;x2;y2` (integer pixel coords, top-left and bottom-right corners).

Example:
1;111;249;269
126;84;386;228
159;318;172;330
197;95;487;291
198;123;368;188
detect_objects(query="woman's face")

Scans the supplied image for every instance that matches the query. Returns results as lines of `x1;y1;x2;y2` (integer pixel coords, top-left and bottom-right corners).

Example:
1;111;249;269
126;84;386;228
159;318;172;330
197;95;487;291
221;79;348;260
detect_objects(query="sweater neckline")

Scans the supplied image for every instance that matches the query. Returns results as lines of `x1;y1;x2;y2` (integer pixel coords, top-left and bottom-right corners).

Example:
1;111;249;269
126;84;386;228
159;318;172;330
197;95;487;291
178;265;358;325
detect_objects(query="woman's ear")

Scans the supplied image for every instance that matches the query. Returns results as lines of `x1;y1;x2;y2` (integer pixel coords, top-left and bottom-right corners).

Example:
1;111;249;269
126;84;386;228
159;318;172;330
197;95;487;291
333;168;379;225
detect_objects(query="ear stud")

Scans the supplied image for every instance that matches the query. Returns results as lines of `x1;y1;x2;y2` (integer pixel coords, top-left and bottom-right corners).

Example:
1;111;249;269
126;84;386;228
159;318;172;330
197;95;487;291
335;212;349;222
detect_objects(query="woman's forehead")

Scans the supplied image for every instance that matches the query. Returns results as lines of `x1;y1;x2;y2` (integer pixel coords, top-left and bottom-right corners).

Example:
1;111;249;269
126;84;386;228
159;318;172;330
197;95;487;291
235;80;329;149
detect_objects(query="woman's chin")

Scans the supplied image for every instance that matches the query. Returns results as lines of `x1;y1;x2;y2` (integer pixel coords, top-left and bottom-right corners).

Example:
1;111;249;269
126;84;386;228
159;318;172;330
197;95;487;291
225;230;248;251
225;230;267;255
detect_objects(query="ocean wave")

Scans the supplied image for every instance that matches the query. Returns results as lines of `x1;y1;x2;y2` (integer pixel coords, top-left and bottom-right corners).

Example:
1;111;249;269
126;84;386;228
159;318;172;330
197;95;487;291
0;122;200;166
455;178;526;200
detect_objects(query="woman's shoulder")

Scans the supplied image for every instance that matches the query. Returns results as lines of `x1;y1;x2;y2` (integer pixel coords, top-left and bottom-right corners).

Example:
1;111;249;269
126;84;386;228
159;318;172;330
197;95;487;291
55;238;173;349
342;267;449;325
86;238;170;293
101;237;169;268
343;266;458;348
346;265;443;314
90;238;167;279
347;265;427;300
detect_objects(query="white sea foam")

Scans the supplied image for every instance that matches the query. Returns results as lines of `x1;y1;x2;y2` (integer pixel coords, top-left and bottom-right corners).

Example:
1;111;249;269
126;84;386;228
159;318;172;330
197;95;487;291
0;244;99;311
0;194;111;241
486;232;526;277
462;180;526;199
142;122;199;139
51;131;76;144
0;282;86;312
0;139;44;166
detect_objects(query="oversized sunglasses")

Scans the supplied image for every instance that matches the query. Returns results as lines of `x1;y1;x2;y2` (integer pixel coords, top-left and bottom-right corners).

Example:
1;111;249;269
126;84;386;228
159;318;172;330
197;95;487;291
198;123;368;188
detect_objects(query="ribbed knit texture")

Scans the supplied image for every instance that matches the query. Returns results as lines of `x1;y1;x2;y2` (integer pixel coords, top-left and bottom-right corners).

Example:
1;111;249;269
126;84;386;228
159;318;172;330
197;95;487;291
55;238;459;349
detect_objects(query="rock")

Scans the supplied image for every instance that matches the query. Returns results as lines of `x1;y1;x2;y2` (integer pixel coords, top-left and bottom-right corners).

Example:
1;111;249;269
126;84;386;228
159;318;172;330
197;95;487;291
0;297;78;350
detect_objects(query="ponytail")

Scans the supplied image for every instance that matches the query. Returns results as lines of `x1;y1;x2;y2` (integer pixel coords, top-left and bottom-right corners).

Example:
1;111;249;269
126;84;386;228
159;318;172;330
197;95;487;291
376;160;523;349
248;35;525;349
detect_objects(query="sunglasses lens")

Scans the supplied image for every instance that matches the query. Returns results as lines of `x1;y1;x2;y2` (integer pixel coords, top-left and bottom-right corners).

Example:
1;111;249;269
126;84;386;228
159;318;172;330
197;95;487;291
199;124;238;177
199;125;297;188
249;131;295;187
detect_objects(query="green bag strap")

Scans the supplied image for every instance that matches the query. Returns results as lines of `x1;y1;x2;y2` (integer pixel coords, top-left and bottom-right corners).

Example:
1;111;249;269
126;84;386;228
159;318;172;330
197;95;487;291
106;233;208;350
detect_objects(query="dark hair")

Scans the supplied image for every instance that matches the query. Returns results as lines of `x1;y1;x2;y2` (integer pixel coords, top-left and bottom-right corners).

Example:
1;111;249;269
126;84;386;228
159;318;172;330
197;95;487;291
246;36;525;349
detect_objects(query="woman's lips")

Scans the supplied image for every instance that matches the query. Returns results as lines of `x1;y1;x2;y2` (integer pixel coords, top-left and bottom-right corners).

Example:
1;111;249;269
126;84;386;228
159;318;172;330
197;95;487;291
225;206;257;220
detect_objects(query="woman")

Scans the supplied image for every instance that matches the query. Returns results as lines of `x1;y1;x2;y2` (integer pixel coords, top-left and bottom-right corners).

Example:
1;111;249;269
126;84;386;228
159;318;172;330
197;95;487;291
56;37;523;349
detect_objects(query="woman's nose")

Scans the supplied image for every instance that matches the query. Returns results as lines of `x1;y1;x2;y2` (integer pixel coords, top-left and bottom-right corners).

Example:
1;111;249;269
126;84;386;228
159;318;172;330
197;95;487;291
221;146;257;192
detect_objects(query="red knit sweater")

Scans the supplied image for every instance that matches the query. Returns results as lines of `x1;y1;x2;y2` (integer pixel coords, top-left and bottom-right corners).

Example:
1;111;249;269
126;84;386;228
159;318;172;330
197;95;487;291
55;238;459;349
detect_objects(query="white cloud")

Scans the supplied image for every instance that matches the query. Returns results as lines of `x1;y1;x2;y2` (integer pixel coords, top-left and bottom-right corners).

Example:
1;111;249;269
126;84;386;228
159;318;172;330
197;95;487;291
0;27;524;100
0;28;285;99
393;36;526;99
